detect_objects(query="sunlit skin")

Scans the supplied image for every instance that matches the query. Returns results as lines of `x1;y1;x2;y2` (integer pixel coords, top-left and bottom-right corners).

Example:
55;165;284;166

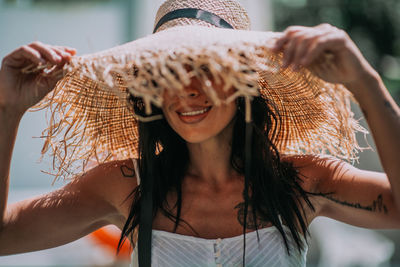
161;77;241;187
1;23;400;255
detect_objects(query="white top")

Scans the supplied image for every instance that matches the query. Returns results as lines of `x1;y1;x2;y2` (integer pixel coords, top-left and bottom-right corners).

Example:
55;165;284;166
130;226;307;267
130;160;308;267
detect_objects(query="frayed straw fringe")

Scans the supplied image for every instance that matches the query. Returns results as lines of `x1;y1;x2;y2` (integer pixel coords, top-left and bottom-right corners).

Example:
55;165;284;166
28;26;367;182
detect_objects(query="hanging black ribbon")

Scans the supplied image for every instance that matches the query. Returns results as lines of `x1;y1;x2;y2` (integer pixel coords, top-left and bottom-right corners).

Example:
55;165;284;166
242;120;253;267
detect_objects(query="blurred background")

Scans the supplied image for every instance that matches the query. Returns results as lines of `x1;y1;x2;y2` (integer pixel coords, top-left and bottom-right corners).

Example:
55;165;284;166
0;0;399;266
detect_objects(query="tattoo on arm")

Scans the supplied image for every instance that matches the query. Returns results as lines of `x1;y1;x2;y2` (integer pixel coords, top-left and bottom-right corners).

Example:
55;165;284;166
234;202;272;229
120;164;136;178
319;193;388;214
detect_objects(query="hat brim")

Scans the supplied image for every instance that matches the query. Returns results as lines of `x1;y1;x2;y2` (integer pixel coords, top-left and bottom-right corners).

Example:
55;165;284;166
32;25;366;181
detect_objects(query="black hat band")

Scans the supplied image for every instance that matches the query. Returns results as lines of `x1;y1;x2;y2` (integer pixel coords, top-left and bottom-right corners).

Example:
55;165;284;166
153;8;234;33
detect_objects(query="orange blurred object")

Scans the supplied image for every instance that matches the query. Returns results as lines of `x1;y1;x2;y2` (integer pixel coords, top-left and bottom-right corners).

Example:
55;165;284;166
90;226;133;261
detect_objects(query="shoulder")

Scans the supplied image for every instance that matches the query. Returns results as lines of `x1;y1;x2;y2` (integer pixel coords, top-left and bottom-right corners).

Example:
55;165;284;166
280;154;355;221
79;158;138;191
280;154;352;193
68;158;139;224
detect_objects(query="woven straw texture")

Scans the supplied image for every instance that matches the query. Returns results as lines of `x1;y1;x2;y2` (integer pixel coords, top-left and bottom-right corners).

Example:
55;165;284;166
31;1;366;182
154;0;251;32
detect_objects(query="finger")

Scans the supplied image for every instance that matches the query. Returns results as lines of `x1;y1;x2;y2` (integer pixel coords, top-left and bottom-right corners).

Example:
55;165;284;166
64;47;77;56
284;25;308;33
281;36;301;68
18;45;46;65
29;42;62;64
272;36;289;52
55;46;77;56
299;39;319;67
300;35;341;66
291;36;312;71
2;45;45;68
51;47;73;62
291;31;327;70
272;27;304;52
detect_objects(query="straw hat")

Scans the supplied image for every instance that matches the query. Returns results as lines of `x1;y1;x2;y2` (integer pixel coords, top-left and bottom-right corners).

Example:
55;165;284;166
30;0;366;182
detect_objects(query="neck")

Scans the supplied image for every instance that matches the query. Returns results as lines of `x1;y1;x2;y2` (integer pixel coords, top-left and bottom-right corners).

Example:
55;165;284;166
186;118;240;188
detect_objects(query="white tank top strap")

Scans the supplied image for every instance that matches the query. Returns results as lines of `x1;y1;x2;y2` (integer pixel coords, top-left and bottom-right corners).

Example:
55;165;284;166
131;158;141;185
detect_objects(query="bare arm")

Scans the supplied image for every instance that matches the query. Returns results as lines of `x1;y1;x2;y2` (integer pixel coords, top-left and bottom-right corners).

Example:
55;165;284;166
0;111;22;233
274;24;400;227
346;75;400;207
1;42;72;236
292;155;400;229
0;160;131;255
313;74;400;228
0;42;136;255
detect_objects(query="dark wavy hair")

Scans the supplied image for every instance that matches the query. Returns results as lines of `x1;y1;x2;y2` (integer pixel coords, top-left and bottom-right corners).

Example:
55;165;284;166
116;93;319;258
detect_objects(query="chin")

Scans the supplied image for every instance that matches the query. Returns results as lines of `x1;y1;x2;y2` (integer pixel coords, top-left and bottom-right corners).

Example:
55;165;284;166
178;131;216;144
174;116;237;144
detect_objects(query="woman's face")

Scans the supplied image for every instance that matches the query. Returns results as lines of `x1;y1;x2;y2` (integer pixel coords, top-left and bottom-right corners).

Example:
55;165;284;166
161;77;237;144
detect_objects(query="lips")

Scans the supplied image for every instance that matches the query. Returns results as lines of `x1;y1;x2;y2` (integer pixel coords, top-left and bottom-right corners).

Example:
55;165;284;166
176;106;212;124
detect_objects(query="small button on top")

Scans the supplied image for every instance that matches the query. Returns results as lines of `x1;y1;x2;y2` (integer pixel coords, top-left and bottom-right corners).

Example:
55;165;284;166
216;264;222;267
216;238;222;244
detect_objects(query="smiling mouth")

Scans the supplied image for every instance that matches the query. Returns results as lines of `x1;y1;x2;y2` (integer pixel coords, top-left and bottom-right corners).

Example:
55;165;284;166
176;106;212;124
177;107;212;116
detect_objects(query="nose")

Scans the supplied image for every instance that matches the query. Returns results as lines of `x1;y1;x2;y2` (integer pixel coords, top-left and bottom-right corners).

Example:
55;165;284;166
177;86;201;99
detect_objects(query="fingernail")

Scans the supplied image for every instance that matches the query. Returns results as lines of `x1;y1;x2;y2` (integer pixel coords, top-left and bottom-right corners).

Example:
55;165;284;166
66;47;77;53
61;52;71;58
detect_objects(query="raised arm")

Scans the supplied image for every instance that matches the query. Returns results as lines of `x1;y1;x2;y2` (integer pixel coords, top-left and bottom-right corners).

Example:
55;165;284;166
273;24;400;228
0;43;137;255
1;41;75;239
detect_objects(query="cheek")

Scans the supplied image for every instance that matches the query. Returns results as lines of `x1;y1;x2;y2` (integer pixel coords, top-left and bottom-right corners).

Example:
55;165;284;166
193;102;237;136
219;102;237;122
161;102;190;138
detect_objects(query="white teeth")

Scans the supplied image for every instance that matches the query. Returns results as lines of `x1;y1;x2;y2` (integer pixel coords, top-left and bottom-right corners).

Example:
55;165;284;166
180;107;210;116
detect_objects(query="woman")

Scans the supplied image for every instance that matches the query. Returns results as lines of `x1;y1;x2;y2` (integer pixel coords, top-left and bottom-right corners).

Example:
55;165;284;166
0;0;399;266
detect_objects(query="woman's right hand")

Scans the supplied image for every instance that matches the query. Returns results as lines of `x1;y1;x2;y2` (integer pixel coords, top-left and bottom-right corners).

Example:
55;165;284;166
0;42;76;115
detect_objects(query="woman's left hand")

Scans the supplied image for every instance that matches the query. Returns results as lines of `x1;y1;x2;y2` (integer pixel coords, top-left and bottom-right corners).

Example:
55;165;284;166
271;23;379;95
